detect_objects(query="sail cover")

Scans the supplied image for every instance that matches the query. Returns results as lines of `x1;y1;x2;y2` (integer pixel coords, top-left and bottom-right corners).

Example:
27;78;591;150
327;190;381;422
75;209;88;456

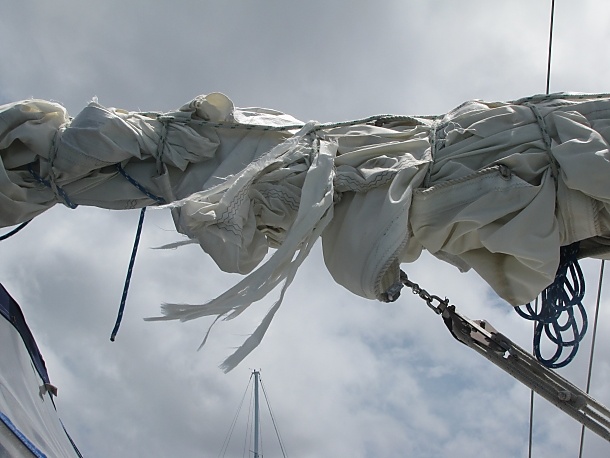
0;284;81;457
2;92;610;369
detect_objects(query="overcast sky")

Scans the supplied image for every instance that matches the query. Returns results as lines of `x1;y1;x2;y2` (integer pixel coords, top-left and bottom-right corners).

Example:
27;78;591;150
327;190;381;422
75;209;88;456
2;1;610;457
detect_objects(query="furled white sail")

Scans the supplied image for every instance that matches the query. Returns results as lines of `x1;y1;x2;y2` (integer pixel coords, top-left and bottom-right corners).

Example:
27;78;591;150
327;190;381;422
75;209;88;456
2;92;610;370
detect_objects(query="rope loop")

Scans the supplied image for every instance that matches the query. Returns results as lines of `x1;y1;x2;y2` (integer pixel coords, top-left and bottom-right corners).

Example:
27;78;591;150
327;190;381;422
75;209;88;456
516;242;587;368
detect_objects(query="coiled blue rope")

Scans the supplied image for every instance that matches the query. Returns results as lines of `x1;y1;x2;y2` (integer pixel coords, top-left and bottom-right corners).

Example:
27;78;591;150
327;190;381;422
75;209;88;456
516;242;587;368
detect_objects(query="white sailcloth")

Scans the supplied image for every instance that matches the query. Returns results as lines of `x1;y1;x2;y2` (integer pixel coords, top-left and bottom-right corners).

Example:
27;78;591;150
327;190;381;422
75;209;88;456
2;92;610;369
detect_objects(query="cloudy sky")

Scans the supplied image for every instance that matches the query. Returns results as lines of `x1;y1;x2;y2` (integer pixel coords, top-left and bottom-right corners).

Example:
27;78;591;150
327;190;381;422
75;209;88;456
2;1;610;457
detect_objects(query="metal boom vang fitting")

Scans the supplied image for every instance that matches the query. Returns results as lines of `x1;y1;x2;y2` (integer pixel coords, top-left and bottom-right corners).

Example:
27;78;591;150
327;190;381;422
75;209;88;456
397;272;610;443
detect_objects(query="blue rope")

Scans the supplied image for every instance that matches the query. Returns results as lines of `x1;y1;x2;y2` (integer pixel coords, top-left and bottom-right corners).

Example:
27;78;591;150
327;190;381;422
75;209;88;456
28;163;78;209
110;164;165;340
110;207;147;341
27;160;163;341
115;163;166;204
516;242;587;368
0;220;31;241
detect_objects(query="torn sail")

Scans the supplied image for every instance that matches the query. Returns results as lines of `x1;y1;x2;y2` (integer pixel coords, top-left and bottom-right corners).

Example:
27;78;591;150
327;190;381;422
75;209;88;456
2;92;610;369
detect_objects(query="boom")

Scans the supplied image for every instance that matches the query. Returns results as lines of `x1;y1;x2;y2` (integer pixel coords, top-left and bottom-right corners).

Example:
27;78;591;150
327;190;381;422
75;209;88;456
397;272;610;442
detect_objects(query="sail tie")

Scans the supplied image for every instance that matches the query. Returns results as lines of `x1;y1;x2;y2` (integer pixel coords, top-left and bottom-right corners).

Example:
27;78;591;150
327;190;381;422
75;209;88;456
525;103;560;182
27;126;78;209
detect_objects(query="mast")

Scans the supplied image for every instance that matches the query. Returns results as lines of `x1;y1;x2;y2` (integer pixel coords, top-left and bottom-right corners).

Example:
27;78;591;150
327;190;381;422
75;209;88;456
221;369;287;457
253;370;260;458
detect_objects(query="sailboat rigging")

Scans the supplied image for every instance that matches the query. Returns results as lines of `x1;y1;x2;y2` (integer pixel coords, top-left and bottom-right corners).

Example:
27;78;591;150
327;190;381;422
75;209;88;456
219;370;288;458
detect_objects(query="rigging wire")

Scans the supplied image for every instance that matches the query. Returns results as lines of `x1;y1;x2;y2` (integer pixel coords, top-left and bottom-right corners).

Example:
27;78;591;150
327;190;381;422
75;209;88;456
527;1;555;456
243;386;254;458
527;297;538;458
545;0;555;95
525;2;608;454
259;375;289;458
578;260;606;458
516;3;590;371
219;373;253;458
220;371;288;457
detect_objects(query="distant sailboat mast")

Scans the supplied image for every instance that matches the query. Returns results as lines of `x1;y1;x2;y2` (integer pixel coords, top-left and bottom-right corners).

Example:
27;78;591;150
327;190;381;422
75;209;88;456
253;370;260;458
219;369;288;457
